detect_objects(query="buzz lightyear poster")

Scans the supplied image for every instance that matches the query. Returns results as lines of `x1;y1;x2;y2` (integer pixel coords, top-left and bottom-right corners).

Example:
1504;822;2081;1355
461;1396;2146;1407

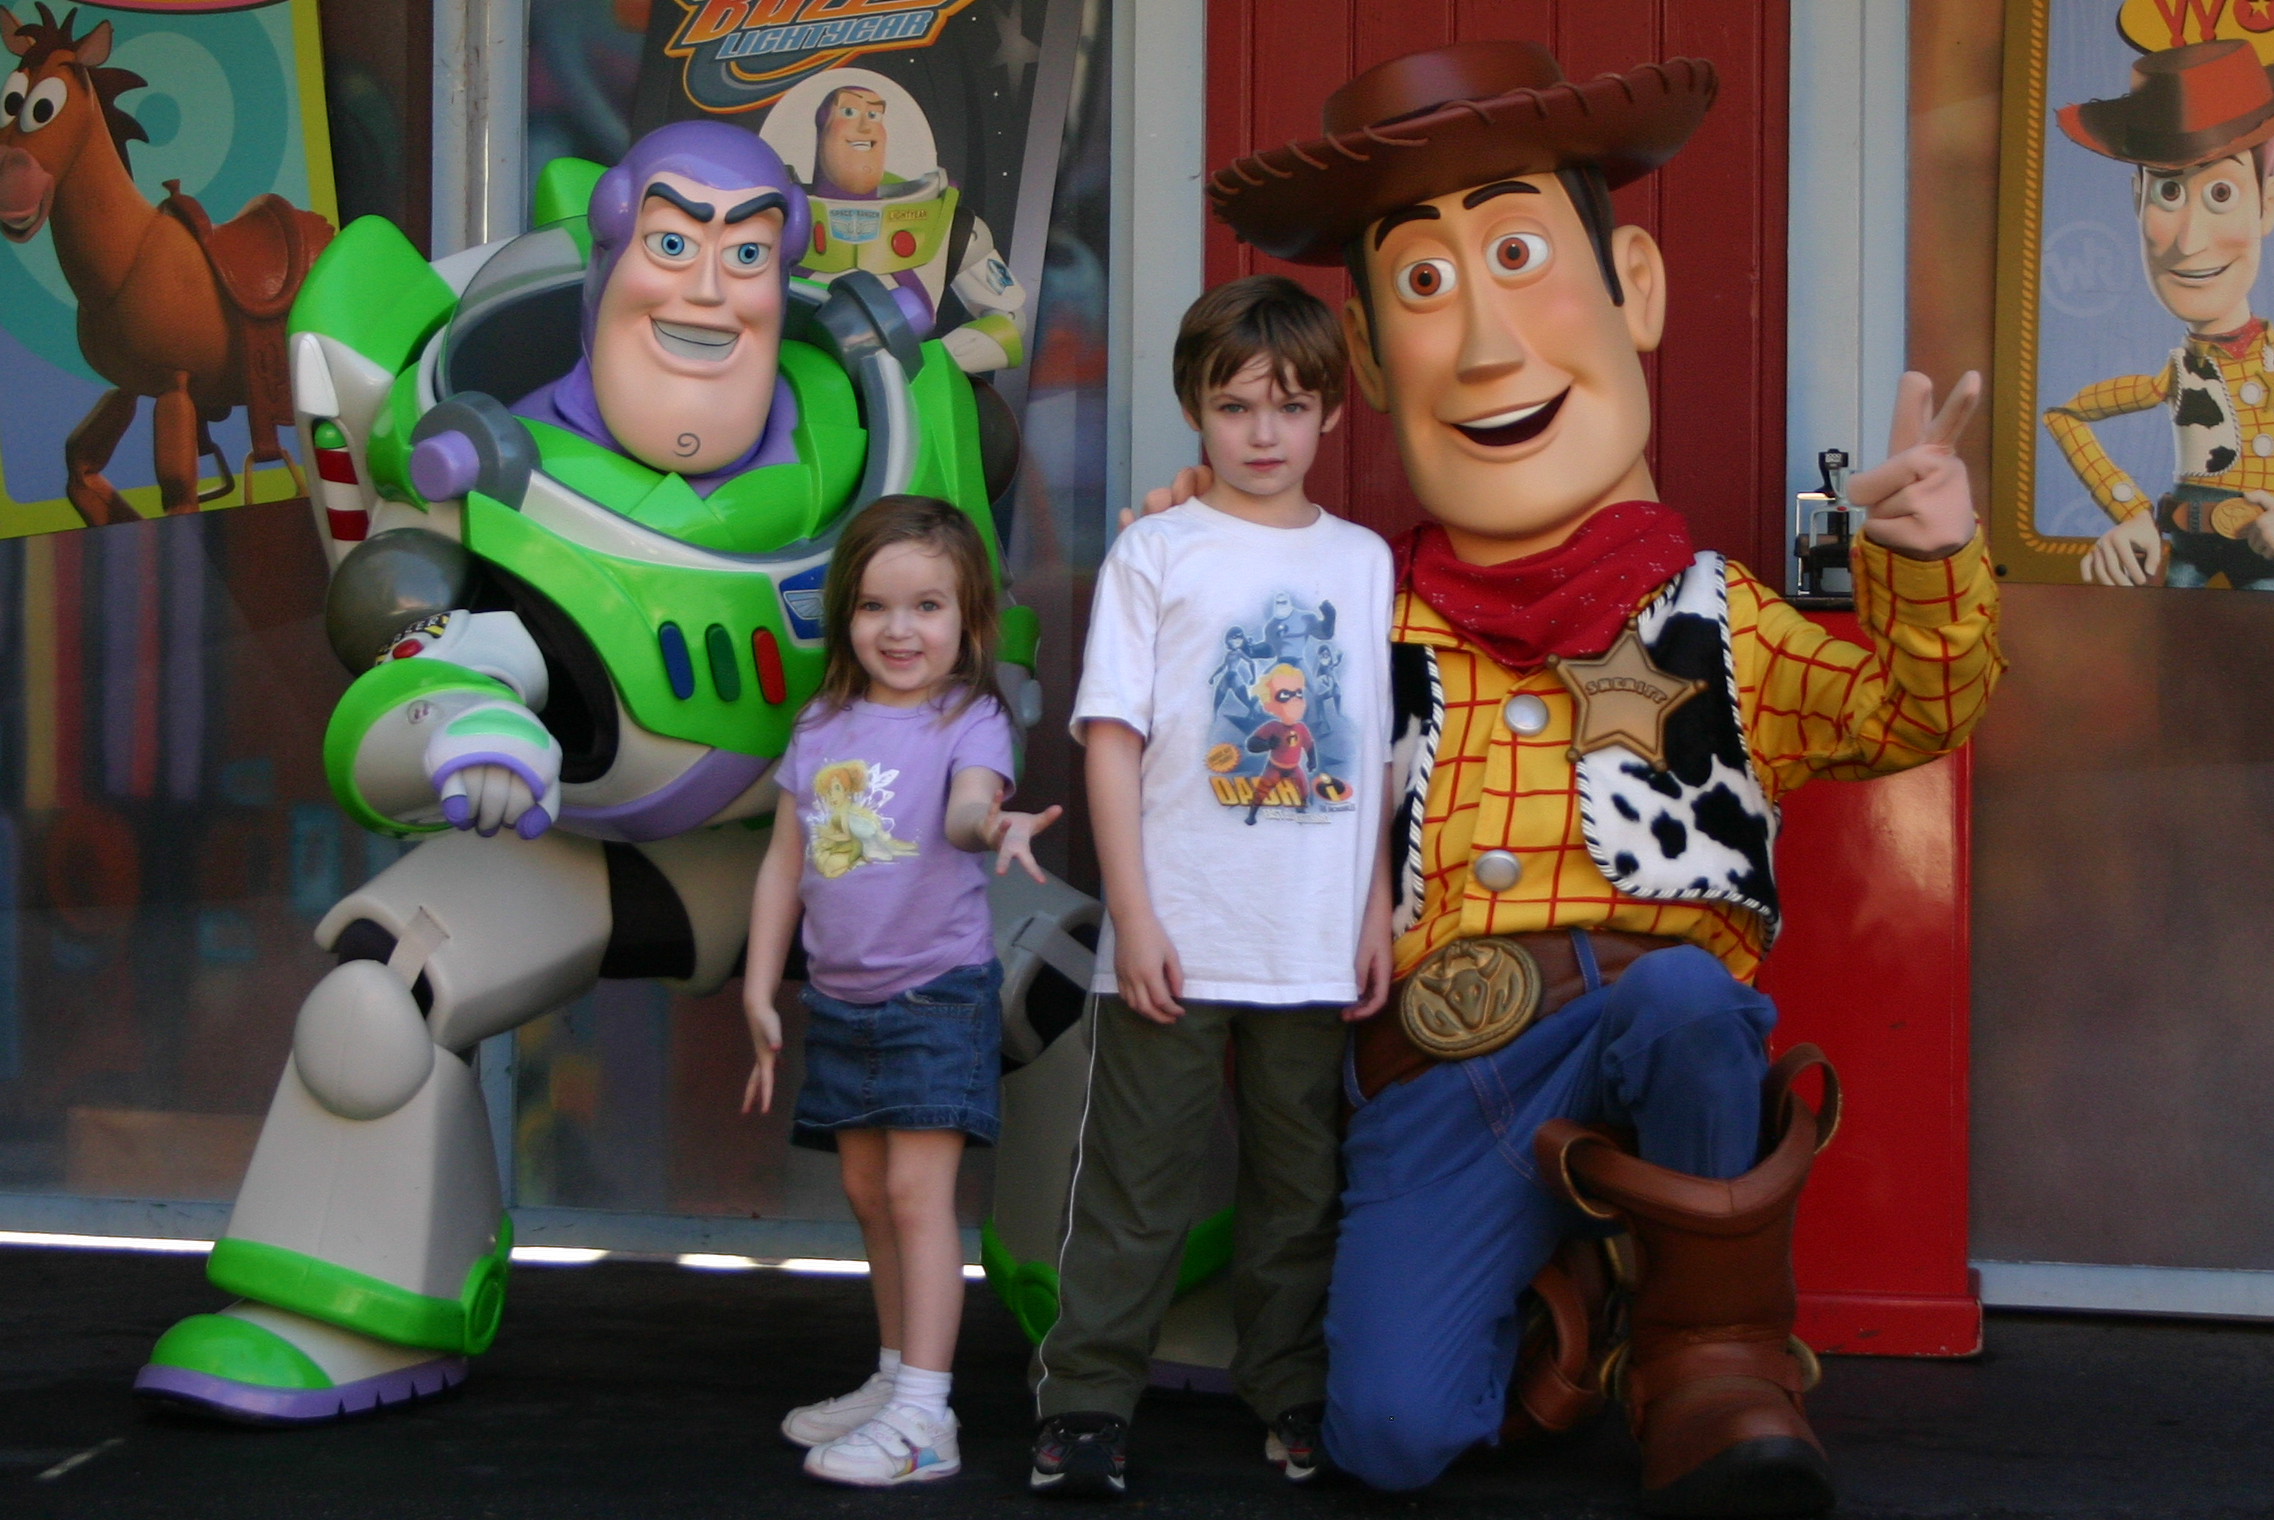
1204;591;1358;826
634;0;1081;385
0;0;336;540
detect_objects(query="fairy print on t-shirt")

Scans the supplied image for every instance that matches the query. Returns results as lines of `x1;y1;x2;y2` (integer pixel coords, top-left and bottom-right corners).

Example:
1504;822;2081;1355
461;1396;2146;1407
806;758;920;877
1203;591;1358;825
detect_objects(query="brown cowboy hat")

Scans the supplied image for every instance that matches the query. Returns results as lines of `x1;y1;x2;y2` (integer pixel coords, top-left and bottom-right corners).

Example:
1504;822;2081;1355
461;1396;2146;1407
1208;40;1716;266
2058;40;2274;170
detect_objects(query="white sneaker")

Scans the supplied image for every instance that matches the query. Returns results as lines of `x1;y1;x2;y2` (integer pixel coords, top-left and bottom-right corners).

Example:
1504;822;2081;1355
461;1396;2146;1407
803;1404;962;1487
780;1370;896;1448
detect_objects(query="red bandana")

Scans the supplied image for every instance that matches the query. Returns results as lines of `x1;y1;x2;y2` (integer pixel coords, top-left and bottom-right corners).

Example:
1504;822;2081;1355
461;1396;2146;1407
2198;317;2269;364
1393;501;1696;672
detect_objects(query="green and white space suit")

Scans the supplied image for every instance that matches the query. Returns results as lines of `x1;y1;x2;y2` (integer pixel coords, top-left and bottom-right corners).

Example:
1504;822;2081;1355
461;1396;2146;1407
130;158;1097;1423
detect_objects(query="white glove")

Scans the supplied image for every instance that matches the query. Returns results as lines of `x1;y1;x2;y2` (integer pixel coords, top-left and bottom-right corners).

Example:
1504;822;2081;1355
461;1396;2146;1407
1847;371;1984;561
421;699;563;839
2080;510;2165;586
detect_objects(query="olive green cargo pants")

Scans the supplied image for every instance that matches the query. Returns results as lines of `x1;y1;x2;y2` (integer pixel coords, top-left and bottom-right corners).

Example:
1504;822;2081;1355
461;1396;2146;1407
1029;994;1347;1424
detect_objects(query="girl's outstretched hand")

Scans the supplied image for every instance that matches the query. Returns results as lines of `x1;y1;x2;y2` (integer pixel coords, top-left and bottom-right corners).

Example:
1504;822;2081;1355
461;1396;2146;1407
989;801;1064;883
741;990;783;1115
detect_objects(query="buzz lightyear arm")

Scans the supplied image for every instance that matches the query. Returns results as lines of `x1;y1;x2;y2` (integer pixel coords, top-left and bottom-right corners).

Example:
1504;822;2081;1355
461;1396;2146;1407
941;214;1027;375
323;611;562;841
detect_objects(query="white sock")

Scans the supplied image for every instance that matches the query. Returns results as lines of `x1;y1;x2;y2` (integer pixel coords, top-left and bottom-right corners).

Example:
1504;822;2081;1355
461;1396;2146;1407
891;1363;952;1422
877;1347;903;1381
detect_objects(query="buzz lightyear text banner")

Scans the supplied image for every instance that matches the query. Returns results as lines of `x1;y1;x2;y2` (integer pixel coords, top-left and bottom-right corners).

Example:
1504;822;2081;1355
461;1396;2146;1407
0;0;336;541
632;0;1082;408
1994;0;2274;587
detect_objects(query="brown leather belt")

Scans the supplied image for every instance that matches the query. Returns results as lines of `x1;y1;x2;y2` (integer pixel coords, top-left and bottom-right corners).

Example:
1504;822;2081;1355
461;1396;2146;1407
1353;929;1686;1101
2158;489;2265;540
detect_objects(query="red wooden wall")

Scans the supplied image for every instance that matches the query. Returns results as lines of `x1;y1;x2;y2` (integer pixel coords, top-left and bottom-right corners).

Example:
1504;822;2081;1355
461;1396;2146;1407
1205;0;1792;584
1204;0;1982;1358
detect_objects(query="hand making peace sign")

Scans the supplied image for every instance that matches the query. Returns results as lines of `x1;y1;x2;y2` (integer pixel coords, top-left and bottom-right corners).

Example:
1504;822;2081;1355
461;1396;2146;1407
1845;369;1985;562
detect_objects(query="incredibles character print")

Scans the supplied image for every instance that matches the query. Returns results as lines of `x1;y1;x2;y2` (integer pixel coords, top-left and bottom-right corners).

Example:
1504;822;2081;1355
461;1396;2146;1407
1204;591;1356;819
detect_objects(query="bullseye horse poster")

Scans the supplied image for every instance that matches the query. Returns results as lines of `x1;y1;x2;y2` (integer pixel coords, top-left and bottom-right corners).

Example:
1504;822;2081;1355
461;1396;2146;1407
0;1;335;539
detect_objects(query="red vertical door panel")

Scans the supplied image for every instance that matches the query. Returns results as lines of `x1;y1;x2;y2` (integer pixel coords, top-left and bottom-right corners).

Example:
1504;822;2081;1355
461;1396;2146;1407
1205;0;1977;1356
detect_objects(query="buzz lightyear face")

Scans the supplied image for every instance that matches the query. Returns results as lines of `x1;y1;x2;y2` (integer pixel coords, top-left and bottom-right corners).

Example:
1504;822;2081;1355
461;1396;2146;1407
818;86;888;196
588;169;786;475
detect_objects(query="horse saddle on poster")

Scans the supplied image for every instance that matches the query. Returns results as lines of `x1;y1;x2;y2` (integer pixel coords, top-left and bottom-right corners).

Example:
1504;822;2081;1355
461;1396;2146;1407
159;182;334;461
159;183;330;322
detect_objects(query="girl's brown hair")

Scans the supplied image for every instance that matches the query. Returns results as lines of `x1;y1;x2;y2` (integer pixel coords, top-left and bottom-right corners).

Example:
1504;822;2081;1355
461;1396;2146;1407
811;494;1006;721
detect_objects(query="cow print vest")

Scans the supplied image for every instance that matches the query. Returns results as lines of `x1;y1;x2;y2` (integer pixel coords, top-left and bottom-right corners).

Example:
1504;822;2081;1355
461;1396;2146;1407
1389;551;1781;944
2169;345;2243;480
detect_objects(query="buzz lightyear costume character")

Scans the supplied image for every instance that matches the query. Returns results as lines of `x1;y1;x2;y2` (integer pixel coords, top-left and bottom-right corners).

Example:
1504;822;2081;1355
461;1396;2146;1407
129;120;1080;1423
794;82;1027;376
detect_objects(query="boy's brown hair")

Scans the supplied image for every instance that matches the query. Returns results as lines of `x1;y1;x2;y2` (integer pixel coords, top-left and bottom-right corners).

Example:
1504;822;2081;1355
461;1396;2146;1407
811;494;1005;722
1171;274;1348;420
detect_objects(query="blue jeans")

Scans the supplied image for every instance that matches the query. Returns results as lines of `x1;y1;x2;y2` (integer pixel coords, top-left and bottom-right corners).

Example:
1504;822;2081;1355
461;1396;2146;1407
793;959;1003;1148
1321;941;1775;1491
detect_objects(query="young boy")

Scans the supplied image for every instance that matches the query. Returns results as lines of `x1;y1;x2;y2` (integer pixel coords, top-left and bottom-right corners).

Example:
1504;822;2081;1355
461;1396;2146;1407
1029;275;1396;1495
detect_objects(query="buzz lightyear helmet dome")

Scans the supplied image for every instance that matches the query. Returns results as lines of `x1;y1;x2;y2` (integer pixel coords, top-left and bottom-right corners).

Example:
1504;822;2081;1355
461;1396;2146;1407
582;121;814;351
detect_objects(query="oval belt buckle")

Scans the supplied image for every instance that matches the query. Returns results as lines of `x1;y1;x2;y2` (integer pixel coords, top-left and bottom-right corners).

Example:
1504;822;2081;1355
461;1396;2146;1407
1399;937;1544;1060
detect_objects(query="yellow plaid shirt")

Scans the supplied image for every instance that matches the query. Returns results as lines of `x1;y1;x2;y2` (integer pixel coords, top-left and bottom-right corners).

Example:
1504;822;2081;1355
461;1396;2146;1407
1395;532;2004;985
2044;327;2274;521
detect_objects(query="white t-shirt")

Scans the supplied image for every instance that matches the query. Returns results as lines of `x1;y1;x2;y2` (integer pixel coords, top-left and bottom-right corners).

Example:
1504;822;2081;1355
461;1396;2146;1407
1072;500;1394;1004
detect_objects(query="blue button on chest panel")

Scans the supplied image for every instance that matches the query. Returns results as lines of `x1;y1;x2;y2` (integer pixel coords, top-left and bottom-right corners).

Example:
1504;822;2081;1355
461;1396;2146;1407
658;622;695;700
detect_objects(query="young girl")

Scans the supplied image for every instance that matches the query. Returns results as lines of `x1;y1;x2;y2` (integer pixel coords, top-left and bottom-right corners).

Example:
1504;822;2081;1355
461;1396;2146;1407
742;494;1060;1487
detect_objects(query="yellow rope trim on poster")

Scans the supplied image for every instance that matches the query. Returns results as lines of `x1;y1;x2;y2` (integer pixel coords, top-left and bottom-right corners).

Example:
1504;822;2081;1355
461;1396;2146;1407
1992;0;2092;582
1990;0;2094;583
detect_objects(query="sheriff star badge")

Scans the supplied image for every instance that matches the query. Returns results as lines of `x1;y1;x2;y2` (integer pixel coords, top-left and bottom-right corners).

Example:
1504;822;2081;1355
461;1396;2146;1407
1547;625;1704;772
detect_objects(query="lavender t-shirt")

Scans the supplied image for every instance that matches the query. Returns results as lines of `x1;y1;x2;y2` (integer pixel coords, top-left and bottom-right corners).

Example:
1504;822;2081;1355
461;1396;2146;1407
778;693;1016;1002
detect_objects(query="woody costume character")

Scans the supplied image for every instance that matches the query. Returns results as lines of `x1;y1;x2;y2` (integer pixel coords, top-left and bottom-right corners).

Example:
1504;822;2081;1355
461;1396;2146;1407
1207;41;2003;1514
2047;40;2274;588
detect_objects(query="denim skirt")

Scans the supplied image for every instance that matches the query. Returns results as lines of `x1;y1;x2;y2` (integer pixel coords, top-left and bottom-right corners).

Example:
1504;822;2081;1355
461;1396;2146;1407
792;959;1003;1150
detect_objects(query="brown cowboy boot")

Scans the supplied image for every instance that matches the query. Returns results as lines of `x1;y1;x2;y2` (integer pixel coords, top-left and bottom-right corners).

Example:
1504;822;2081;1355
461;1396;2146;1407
1501;1234;1623;1442
1534;1046;1840;1518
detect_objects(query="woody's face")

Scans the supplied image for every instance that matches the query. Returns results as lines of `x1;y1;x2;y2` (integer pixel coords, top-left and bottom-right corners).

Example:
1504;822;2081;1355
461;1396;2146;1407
1345;173;1665;561
2137;153;2274;331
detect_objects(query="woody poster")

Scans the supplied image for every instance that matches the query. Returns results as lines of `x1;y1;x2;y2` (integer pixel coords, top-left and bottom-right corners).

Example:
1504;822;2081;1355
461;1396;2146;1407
1995;0;2274;587
0;0;336;541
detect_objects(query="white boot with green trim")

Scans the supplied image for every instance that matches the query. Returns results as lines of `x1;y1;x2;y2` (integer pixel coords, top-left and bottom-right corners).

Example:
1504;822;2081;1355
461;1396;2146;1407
135;829;617;1424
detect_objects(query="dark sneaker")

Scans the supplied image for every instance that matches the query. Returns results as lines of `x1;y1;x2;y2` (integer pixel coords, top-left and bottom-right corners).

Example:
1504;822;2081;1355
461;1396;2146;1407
1265;1401;1326;1483
1030;1411;1128;1497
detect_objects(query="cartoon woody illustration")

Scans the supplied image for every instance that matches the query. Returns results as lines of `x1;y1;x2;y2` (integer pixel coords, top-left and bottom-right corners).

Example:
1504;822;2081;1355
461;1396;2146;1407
2048;40;2274;587
1189;39;2002;1513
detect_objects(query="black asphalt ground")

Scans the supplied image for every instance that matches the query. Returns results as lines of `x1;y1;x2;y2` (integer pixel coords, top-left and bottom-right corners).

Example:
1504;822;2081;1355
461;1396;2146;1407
3;1242;2271;1519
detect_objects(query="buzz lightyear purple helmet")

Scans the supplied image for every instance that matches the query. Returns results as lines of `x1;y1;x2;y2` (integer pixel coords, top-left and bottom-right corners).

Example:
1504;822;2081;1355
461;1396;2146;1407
582;120;813;348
